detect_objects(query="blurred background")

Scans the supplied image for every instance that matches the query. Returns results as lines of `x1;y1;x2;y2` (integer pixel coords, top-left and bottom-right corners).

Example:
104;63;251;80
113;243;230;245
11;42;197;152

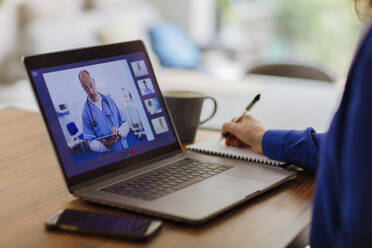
0;0;364;131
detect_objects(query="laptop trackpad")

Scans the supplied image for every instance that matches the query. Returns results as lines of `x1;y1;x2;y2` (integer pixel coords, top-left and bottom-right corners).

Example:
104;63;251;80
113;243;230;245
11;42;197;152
179;174;269;204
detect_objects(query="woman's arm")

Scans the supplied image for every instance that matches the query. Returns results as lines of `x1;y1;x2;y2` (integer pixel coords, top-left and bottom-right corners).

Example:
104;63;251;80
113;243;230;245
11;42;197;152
222;116;325;173
262;128;325;173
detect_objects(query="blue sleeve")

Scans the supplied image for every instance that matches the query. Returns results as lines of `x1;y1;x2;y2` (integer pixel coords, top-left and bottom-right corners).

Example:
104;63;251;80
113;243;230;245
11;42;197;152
262;128;325;173
117;105;127;126
332;38;372;247
82;105;96;141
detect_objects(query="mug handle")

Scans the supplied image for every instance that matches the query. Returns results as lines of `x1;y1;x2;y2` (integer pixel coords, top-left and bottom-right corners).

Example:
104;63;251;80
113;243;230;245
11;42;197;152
199;96;217;125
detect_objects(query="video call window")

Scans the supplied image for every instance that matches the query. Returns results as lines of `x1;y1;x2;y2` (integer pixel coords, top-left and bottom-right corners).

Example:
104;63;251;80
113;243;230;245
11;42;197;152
151;117;169;134
137;78;155;96
43;59;155;164
131;60;148;77
144;98;162;115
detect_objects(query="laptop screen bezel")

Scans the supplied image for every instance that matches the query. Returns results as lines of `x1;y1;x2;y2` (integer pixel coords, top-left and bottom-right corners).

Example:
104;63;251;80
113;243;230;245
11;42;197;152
23;40;183;188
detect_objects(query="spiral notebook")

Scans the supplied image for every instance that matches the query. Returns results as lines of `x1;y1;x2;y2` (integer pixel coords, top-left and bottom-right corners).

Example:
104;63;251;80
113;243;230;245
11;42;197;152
187;138;285;167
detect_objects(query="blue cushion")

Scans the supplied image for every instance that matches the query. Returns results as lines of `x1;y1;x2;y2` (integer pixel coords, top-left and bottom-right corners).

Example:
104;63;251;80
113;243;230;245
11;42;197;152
149;22;201;69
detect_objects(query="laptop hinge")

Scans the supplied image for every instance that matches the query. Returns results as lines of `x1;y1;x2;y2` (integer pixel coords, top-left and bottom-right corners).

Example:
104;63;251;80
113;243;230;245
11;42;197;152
69;149;183;193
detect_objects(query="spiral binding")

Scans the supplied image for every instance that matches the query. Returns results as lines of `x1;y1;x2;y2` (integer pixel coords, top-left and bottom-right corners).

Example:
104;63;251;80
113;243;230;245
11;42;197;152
187;147;282;167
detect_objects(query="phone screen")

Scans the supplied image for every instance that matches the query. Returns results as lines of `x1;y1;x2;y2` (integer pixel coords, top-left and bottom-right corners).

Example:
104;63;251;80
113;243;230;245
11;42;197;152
58;209;152;237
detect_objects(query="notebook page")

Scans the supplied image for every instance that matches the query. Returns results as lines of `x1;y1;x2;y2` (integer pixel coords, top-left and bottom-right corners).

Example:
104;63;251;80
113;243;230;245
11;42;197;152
187;138;284;166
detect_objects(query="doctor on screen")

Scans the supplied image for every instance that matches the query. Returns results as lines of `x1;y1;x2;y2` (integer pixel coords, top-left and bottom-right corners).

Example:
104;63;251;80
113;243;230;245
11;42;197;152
79;70;130;153
142;80;153;95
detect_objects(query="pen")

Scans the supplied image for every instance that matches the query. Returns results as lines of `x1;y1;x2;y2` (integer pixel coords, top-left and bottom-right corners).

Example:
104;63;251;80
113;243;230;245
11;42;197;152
220;93;261;141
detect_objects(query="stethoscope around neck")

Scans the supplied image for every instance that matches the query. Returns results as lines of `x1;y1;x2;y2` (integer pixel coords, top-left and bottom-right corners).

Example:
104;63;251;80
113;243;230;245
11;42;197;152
86;95;113;138
86;94;125;150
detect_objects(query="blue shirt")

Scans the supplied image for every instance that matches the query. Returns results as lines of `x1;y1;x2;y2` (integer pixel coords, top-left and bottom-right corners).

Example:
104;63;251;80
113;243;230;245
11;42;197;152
262;26;372;247
82;93;128;152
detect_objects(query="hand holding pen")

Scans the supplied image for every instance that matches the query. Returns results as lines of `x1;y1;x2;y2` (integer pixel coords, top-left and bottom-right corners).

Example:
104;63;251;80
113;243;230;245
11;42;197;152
221;93;261;140
220;94;266;154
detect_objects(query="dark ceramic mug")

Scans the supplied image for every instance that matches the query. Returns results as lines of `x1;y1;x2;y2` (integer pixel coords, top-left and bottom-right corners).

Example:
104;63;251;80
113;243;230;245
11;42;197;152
163;90;217;144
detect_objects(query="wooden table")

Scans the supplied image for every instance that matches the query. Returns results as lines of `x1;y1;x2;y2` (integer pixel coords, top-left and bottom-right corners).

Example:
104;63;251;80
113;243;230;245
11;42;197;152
0;108;315;248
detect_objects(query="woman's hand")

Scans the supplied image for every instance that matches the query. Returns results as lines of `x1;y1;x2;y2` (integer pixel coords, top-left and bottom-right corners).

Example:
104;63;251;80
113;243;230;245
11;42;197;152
221;115;266;154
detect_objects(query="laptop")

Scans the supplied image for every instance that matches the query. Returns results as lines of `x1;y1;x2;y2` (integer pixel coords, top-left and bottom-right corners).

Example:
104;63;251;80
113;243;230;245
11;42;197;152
23;40;295;224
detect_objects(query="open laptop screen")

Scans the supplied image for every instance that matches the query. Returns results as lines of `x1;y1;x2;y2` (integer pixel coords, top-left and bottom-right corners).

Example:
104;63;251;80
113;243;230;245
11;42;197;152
26;43;179;186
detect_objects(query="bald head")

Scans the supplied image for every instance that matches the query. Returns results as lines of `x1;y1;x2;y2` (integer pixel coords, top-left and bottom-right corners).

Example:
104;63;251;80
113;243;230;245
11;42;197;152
78;70;90;81
79;70;99;102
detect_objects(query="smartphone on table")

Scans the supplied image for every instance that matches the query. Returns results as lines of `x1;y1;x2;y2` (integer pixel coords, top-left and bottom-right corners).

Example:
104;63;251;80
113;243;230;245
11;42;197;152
45;209;162;240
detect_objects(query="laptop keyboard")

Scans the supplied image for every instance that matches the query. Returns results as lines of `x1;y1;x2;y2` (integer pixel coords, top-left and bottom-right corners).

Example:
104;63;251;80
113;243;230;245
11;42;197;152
101;158;233;201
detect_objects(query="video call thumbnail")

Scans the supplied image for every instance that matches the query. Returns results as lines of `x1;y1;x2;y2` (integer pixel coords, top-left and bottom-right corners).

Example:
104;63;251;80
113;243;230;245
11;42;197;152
131;60;148;77
137;78;155;96
151;116;169;134
144;98;162;115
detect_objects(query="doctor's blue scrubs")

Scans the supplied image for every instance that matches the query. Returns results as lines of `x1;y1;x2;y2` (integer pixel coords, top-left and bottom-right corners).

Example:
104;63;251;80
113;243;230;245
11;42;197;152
82;93;128;152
